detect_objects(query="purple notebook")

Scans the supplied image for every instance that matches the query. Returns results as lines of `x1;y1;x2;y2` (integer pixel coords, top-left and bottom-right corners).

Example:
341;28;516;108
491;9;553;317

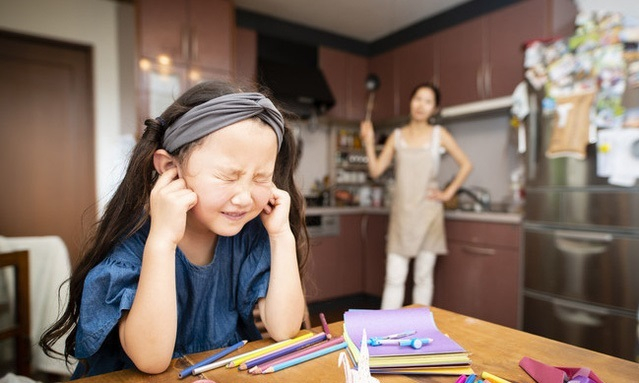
343;307;466;357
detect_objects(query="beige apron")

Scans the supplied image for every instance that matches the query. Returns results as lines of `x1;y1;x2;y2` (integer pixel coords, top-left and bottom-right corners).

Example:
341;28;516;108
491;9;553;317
387;126;448;256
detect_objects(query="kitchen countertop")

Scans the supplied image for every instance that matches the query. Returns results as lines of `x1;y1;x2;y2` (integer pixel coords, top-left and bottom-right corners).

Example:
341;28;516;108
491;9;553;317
305;206;522;224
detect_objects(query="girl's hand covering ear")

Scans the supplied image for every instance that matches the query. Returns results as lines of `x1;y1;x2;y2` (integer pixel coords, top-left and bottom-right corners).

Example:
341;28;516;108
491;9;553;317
260;185;292;237
149;167;198;245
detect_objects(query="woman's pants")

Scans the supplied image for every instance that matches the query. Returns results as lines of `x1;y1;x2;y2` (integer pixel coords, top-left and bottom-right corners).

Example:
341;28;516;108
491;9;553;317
380;251;437;309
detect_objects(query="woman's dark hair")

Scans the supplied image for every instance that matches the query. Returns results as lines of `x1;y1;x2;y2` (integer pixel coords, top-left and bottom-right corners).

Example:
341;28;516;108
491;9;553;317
39;80;309;366
410;81;441;107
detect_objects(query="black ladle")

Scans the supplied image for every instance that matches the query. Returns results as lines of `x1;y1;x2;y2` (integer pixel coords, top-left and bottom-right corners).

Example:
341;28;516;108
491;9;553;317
365;73;380;121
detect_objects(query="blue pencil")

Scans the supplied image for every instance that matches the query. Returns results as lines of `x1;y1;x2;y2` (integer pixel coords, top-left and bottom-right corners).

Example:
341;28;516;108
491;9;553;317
261;341;347;374
178;339;247;378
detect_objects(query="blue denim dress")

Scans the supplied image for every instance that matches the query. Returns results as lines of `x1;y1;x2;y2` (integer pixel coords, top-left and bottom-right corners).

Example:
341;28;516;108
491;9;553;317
71;218;271;378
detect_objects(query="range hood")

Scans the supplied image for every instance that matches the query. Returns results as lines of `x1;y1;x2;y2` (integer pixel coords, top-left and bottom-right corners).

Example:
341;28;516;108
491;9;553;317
258;59;335;119
257;35;335;119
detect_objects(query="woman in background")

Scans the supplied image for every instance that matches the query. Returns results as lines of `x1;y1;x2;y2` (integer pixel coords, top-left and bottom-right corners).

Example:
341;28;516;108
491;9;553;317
360;82;472;309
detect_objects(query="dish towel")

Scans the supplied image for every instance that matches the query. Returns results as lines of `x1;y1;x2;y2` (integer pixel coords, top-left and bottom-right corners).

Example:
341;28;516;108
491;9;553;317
0;236;75;376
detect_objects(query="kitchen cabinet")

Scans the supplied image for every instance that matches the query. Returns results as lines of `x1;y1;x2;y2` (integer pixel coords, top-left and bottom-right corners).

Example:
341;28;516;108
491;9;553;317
304;212;389;302
433;219;521;328
305;214;365;302
319;47;368;121
436;0;546;106
395;35;437;115
436;17;485;107
368;50;398;121
366;0;577;111
235;27;257;86
138;0;233;73
137;0;234;120
362;214;389;297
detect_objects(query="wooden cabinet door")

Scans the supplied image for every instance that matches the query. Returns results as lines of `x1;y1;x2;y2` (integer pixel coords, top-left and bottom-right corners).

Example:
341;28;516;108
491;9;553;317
235;27;257;85
395;35;436;115
320;47;368;121
486;0;546;98
305;215;364;302
345;53;368;121
320;46;349;119
138;0;189;65
436;17;485;107
363;214;389;297
436;241;520;328
189;0;233;74
434;220;521;328
369;50;397;121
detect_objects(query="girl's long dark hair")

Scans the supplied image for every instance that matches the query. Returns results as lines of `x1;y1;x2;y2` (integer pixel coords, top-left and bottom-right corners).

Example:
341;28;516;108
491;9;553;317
39;80;309;366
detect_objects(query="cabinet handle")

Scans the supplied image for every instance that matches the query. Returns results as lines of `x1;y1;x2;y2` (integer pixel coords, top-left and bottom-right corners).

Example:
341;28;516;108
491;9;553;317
181;25;190;62
484;63;491;98
191;28;198;62
476;65;484;99
461;245;495;256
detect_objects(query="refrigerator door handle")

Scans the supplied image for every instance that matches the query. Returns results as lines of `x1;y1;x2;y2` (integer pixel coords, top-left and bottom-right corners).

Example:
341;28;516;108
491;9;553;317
554;230;613;242
554;230;612;256
551;297;611;326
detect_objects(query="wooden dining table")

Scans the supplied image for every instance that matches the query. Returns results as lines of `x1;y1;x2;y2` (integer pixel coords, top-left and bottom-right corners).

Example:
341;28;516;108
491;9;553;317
74;306;638;382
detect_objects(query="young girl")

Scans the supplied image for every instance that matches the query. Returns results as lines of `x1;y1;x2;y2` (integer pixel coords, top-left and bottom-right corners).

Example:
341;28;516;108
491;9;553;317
360;82;472;309
40;81;309;378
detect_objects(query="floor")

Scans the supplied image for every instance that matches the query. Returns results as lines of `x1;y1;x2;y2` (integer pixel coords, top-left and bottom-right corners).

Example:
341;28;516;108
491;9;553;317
307;294;381;328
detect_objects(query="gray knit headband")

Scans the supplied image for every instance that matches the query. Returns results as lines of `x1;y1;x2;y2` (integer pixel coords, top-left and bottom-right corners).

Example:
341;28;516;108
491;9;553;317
162;92;284;152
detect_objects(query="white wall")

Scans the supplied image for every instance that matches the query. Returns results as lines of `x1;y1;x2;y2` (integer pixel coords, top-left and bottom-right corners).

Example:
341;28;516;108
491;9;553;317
293;120;332;195
575;0;639;17
0;0;137;213
438;113;522;205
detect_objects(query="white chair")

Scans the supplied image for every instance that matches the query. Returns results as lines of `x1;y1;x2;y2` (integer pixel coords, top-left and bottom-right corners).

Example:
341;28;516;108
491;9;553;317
0;236;74;377
0;250;30;376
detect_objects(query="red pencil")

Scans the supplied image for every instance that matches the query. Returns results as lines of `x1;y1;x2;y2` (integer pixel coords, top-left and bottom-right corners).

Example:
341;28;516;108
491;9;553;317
249;336;344;374
319;312;332;339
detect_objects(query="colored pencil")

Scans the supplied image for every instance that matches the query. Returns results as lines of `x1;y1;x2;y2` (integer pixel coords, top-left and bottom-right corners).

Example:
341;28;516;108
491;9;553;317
250;336;345;374
261;340;347;373
319;312;332;339
239;332;327;370
192;332;313;375
481;371;513;383
225;332;313;368
178;340;246;378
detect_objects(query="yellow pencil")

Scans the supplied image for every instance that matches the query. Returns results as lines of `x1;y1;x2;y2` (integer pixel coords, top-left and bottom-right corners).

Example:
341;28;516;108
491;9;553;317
225;332;314;368
481;371;513;383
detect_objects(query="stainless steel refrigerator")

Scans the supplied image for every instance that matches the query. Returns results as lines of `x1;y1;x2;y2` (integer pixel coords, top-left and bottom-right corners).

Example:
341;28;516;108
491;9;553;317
522;88;639;362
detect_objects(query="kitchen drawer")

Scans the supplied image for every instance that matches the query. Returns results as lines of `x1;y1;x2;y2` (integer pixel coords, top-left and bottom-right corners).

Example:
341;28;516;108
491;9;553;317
524;227;639;311
445;219;520;248
523;294;638;361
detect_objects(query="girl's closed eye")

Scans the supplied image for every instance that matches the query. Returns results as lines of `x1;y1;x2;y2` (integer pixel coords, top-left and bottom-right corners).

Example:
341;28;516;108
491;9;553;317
254;175;273;184
213;171;239;182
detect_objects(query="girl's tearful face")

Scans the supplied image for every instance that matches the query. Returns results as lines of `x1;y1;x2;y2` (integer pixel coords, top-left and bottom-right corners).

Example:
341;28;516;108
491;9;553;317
180;118;278;237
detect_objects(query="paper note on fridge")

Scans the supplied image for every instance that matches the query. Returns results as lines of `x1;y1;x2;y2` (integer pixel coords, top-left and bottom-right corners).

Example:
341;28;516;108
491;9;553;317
596;128;639;186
